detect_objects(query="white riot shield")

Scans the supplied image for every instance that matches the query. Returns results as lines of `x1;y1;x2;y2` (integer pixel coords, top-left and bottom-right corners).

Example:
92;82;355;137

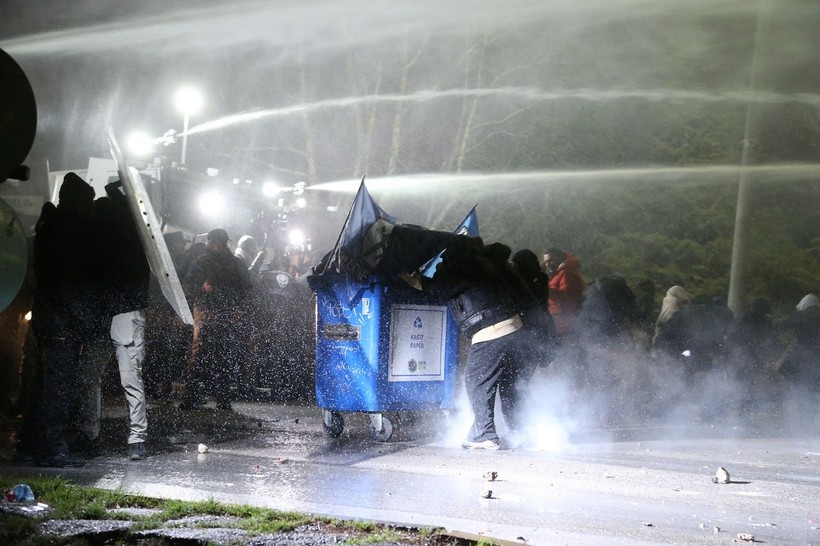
106;126;193;325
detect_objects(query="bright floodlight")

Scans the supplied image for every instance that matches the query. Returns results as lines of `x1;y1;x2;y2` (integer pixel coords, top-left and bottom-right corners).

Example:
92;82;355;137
288;228;306;246
198;190;224;217
295;197;307;208
126;131;155;157
174;86;204;116
262;182;280;198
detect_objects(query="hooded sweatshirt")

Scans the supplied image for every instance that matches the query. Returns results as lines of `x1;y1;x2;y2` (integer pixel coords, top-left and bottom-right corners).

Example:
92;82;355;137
547;252;584;335
653;285;692;343
796;293;819;311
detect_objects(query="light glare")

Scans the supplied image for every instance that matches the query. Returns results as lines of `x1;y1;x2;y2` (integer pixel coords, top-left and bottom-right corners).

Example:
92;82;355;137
175;86;204;116
288;229;306;246
126;131;155;157
198;190;224;217
263;182;280;198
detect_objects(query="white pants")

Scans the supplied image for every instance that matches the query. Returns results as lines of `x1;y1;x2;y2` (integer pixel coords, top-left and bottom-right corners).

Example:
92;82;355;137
76;309;147;445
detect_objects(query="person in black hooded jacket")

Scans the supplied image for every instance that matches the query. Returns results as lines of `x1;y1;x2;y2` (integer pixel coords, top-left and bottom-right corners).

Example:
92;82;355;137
402;236;529;450
19;172;107;467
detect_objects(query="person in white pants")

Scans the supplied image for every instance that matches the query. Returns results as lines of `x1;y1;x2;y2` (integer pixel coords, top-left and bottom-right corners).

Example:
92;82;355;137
76;310;148;460
74;178;151;461
112;310;147;451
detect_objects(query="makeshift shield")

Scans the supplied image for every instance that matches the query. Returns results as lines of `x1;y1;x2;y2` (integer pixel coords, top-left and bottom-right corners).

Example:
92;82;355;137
106;126;193;325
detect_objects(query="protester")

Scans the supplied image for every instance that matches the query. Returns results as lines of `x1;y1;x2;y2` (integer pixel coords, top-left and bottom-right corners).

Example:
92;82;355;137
511;249;549;312
401;236;528;450
251;264;315;401
234;234;265;279
283;241;314;280
772;293;820;425
543;247;584;338
652;285;692;348
19;173;107;467
574;276;642;425
575;276;638;341
73;180;151;461
180;228;252;411
510;248;556;371
177;240;207;281
726;298;776;420
655;295;734;380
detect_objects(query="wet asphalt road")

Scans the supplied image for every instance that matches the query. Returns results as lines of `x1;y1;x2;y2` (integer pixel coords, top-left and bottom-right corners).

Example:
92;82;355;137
5;401;819;545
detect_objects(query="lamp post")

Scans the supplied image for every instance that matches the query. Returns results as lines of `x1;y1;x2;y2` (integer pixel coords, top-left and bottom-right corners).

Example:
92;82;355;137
174;87;203;166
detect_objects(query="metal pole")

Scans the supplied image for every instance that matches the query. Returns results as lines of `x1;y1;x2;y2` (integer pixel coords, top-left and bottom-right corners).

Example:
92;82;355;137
181;113;189;165
727;2;770;316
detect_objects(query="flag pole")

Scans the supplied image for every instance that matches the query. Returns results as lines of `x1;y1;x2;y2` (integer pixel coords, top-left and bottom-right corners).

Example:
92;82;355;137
318;176;366;275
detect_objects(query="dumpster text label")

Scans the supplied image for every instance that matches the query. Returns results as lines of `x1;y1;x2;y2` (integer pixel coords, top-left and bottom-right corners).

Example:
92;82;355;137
389;304;447;382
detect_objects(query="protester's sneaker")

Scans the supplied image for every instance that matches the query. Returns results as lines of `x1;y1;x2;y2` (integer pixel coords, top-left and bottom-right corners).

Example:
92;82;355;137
127;442;147;461
460;438;502;451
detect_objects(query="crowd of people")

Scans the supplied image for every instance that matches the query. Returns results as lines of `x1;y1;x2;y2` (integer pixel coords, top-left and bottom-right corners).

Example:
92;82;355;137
14;173;315;467
13;172;820;462
399;235;819;449
145;226;316;410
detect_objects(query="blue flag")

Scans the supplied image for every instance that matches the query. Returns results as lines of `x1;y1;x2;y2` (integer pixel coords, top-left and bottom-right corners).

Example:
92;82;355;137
419;205;479;278
321;180;396;282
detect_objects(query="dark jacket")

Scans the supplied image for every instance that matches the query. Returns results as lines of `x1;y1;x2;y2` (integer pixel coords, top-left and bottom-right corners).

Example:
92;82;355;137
655;302;734;371
421;237;519;338
512;249;549;314
99;182;151;314
576;276;638;340
184;247;252;313
32;200;110;340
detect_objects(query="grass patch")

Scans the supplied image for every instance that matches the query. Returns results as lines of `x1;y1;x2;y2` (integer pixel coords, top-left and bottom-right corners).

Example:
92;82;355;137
1;474;471;544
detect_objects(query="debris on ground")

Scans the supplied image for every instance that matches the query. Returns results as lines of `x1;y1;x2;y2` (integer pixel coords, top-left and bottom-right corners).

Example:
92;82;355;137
480;490;493;499
482;471;498;482
735;532;755;542
1;498;51;518
5;483;35;502
712;466;731;484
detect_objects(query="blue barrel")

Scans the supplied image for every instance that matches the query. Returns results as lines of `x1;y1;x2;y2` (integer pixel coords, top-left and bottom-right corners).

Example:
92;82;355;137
314;274;459;413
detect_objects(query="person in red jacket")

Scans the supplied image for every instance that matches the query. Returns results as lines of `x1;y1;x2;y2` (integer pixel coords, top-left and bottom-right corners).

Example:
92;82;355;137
543;247;584;337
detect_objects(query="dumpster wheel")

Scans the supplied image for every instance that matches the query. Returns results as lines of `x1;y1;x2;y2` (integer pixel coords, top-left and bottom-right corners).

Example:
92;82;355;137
322;410;344;438
368;413;394;442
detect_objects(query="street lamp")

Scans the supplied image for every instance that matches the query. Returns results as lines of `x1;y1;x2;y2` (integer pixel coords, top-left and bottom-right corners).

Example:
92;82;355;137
174;86;203;165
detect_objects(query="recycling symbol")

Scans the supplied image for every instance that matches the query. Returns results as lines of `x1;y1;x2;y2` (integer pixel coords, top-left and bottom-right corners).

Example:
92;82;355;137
413;317;423;329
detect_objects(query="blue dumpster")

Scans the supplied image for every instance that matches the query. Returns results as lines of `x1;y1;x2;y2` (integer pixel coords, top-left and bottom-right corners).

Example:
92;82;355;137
313;274;459;441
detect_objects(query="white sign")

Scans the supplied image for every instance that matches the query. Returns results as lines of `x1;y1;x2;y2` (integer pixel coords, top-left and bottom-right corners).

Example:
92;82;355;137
388;304;447;382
